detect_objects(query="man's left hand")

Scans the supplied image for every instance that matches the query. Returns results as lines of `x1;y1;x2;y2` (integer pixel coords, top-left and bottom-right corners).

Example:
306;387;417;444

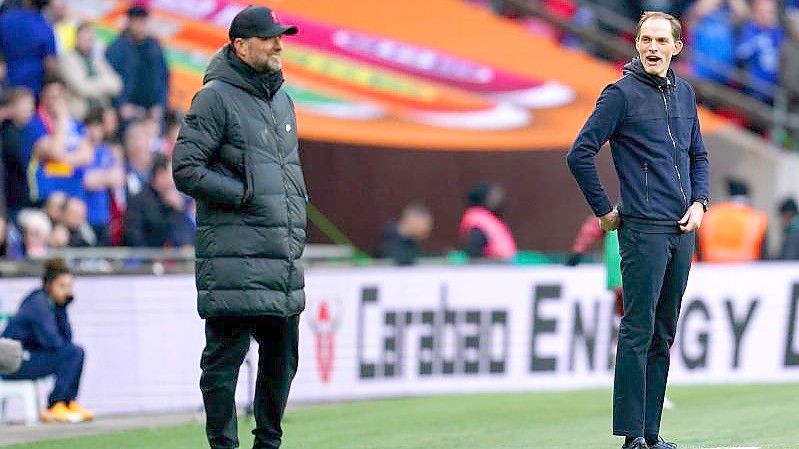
678;202;705;233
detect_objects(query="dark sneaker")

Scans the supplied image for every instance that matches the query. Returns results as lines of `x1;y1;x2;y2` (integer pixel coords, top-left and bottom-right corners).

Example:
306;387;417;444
622;437;648;449
647;436;677;449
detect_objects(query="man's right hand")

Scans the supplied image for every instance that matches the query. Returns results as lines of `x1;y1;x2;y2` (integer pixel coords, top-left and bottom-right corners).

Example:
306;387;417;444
599;208;620;232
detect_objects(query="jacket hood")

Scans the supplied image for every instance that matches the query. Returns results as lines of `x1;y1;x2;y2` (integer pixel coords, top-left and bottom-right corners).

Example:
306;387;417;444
203;44;284;100
623;57;675;89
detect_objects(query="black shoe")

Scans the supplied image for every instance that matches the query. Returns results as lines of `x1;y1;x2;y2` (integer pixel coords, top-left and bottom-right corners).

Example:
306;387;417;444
647;436;677;449
621;437;648;449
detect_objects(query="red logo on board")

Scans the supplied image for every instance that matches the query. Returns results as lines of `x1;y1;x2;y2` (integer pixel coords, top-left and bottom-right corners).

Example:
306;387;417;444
307;299;341;383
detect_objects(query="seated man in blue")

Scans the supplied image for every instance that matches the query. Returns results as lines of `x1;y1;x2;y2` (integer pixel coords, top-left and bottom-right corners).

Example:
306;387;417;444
0;258;93;423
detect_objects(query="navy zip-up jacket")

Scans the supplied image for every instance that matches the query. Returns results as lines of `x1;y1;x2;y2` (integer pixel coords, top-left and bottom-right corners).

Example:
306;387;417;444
567;58;710;222
1;289;72;351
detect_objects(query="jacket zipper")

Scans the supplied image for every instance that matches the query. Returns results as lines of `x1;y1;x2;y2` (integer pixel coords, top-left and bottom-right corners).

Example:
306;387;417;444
659;83;688;208
267;98;295;295
643;162;649;203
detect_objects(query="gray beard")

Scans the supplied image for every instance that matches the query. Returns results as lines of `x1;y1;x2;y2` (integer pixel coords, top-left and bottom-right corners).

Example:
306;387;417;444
253;61;280;74
266;58;282;73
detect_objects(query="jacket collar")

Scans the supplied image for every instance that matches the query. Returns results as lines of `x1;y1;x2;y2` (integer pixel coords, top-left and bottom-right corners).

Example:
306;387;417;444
203;44;284;100
622;57;675;90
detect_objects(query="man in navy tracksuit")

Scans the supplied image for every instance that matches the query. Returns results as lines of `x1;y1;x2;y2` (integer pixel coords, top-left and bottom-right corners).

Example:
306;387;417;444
567;12;710;449
1;258;92;423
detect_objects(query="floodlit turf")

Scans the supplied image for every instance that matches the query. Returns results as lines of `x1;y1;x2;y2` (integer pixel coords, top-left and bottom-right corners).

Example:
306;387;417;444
5;383;799;449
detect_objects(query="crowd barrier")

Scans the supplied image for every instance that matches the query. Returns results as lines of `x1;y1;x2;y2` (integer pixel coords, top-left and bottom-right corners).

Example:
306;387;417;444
0;263;797;419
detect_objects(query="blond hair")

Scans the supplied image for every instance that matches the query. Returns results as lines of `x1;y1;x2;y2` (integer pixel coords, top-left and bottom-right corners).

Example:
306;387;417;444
636;11;682;42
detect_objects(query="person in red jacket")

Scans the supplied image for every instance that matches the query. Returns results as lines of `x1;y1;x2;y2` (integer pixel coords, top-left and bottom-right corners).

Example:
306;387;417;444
459;182;517;261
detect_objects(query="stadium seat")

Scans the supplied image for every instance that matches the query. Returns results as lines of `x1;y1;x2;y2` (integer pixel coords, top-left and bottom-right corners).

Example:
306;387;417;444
0;378;39;426
0;308;40;426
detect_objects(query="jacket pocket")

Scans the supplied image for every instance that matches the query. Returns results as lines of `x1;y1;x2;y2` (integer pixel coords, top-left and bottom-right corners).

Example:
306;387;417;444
242;151;254;205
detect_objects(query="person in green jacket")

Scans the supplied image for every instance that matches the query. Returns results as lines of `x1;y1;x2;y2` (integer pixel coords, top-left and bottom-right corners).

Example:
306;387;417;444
172;7;305;449
779;198;799;260
567;216;623;315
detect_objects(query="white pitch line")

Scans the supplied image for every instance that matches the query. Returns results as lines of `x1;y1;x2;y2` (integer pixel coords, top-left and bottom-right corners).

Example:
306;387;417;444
700;447;760;449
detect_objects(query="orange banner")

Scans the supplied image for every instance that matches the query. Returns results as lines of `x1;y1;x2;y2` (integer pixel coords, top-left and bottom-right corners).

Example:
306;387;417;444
76;0;727;150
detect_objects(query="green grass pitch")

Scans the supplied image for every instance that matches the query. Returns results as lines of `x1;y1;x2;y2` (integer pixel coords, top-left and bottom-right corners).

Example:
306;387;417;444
5;383;798;449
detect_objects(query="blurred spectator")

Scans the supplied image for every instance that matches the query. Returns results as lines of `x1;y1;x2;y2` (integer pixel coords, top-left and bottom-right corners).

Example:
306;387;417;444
687;0;750;85
123;119;154;197
44;0;75;52
28;76;93;204
0;213;5;260
0;205;4;260
16;207;51;257
459;182;517;261
591;1;628;20
0;215;7;257
0;257;93;423
102;105;121;145
0;100;6;224
109;162;127;245
4;220;25;259
778;197;799;260
489;0;526;18
638;0;685;14
736;0;785;104
141;115;162;151
61;196;95;247
59;22;122;120
375;203;433;265
124;153;193;248
105;5;169;125
43;189;65;225
102;106;125;245
1;87;36;219
80;108;124;245
0;0;23;15
780;11;799;147
0;221;25;260
0;0;57;97
159;109;183;157
49;221;68;249
698;179;769;262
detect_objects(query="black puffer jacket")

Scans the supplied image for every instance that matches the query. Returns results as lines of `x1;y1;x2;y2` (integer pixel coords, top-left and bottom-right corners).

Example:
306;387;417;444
173;45;307;319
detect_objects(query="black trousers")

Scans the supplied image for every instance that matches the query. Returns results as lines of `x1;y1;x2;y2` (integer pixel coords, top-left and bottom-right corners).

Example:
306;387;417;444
613;225;694;439
200;315;299;449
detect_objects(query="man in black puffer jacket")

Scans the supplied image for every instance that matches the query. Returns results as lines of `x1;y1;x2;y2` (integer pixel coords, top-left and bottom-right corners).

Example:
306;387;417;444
567;11;710;449
172;7;306;449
